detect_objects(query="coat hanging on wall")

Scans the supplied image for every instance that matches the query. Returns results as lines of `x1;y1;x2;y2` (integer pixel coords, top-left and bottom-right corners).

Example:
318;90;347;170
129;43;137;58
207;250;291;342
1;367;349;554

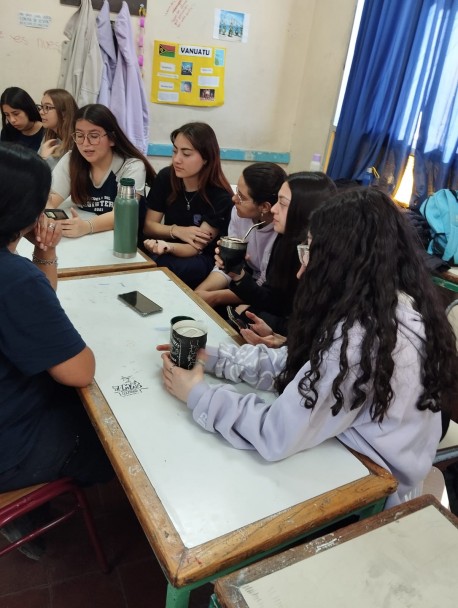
109;1;149;153
57;0;103;106
96;0;117;105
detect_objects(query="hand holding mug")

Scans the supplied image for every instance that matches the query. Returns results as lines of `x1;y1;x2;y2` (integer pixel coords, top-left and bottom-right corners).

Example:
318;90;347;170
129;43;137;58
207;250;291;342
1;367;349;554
218;236;248;273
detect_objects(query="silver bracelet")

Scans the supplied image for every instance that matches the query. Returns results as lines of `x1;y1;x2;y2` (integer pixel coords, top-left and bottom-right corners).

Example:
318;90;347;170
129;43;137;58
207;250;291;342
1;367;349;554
86;219;94;234
32;254;58;266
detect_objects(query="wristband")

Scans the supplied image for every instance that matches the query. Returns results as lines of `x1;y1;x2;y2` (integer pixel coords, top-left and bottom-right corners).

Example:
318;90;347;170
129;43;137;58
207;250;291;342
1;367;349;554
32;254;58;266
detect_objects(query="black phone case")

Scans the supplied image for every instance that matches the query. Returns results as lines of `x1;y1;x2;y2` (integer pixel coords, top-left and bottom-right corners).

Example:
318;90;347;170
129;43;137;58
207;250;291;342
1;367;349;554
44;209;68;219
226;306;249;332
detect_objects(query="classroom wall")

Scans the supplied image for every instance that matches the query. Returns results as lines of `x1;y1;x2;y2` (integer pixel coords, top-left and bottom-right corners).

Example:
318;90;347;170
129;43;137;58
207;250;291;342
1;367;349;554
0;0;357;181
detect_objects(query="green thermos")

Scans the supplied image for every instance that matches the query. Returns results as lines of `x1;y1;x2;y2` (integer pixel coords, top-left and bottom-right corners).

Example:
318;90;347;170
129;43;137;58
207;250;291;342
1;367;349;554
113;177;138;258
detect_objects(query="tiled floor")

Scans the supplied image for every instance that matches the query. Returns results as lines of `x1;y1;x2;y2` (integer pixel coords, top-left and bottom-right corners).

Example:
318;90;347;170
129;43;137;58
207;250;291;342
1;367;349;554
2;469;458;608
0;478;213;608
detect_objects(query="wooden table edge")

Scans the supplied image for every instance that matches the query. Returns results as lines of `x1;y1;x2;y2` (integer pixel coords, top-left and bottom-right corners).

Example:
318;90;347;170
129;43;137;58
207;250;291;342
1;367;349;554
81;375;396;589
71;266;241;582
57;249;156;278
441;269;458;285
71;267;396;587
213;494;457;607
171;454;396;586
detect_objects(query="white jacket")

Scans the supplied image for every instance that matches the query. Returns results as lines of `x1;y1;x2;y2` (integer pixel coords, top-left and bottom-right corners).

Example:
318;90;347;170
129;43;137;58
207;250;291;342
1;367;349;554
58;0;103;106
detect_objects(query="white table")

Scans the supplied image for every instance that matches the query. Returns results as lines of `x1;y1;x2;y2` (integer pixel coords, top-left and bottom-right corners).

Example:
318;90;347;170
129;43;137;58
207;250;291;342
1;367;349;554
17;206;154;277
214;495;458;608
58;268;397;608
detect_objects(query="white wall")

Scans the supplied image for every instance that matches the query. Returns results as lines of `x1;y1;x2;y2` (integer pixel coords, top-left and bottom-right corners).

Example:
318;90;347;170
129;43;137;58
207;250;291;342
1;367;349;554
289;0;358;172
0;0;357;181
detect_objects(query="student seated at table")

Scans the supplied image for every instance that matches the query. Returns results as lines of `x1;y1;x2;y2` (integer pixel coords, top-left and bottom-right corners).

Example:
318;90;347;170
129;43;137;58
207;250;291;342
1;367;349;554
238;233;312;348
217;172;336;336
159;188;458;509
195;162;286;309
0;86;44;152
0;143;113;496
37;88;78;169
143;122;233;289
47;104;156;237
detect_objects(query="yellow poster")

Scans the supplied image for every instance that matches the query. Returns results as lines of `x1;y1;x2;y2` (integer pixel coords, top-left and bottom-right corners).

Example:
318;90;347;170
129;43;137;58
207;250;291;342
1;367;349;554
151;40;226;107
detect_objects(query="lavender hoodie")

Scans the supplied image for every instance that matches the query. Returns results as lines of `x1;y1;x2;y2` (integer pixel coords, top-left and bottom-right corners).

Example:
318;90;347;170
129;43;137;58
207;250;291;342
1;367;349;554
212;206;277;286
188;298;441;508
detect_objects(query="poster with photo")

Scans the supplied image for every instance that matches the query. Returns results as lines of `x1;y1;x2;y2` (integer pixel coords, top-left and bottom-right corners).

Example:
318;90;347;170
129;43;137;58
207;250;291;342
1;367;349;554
151;40;226;107
213;9;250;43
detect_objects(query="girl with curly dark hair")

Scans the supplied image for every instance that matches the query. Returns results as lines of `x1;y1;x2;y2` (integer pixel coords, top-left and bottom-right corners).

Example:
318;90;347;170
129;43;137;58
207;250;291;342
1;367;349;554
159;188;458;508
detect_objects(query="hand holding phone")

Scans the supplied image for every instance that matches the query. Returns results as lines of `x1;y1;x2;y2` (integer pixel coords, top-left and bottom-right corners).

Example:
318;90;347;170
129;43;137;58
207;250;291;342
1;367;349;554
118;291;163;316
226;306;250;332
44;209;69;220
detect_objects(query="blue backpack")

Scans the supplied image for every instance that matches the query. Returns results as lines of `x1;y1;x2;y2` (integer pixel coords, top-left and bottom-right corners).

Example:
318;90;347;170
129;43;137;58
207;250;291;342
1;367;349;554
420;189;458;264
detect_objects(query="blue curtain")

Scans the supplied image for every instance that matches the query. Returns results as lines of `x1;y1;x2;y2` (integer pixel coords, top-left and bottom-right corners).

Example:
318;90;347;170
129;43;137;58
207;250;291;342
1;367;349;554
327;0;458;205
412;4;458;205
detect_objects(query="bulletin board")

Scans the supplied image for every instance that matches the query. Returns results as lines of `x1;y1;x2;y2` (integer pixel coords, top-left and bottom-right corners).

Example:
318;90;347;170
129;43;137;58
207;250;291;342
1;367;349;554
151;40;226;107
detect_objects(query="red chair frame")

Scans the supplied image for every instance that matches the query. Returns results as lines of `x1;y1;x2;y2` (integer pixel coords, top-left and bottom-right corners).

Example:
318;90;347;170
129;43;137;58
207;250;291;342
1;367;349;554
0;477;109;572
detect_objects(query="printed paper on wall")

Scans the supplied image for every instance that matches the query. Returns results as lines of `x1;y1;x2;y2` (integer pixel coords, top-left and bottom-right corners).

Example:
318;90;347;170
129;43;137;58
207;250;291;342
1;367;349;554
151;40;226;107
213;9;250;43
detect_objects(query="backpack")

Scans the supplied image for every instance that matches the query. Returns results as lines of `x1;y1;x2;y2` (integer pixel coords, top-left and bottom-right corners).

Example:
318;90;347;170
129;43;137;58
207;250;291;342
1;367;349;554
419;189;458;264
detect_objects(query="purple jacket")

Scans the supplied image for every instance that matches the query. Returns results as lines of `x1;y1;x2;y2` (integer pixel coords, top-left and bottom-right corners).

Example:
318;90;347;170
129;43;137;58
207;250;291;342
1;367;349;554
109;1;149;152
96;0;117;106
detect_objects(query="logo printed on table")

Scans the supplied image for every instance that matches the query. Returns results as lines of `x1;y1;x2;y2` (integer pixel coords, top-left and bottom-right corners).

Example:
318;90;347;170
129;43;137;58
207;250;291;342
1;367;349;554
113;376;148;397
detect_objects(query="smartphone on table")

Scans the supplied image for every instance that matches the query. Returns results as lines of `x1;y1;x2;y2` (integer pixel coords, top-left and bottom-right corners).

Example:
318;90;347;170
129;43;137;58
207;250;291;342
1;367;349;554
118;291;163;316
44;209;69;220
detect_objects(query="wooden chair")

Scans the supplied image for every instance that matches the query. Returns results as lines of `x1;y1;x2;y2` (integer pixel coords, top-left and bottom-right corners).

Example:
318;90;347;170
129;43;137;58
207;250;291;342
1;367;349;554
0;477;109;571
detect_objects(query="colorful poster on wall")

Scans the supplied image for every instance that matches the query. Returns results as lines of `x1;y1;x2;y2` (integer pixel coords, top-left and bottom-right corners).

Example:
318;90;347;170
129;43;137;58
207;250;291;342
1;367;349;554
213;9;250;43
151;40;226;107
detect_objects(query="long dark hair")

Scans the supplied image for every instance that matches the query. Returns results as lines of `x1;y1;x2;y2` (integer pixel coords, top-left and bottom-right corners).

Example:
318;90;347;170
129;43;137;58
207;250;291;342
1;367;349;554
0;143;51;246
1;87;41;141
243;162;286;205
277;188;458;423
269;171;337;295
42;88;78;157
69;104;156;204
168;122;232;204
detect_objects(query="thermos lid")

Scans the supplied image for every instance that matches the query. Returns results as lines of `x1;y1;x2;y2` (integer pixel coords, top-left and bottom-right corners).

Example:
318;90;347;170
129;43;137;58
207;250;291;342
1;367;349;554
120;177;135;186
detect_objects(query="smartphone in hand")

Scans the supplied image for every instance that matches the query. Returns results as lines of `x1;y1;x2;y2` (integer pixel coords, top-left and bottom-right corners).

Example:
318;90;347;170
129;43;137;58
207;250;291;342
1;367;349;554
226;306;249;332
44;209;69;220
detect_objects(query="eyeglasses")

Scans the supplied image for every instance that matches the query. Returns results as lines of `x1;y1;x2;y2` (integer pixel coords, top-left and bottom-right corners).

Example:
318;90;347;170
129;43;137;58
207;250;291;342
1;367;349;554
71;132;108;145
235;187;253;205
36;104;55;114
297;243;310;266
